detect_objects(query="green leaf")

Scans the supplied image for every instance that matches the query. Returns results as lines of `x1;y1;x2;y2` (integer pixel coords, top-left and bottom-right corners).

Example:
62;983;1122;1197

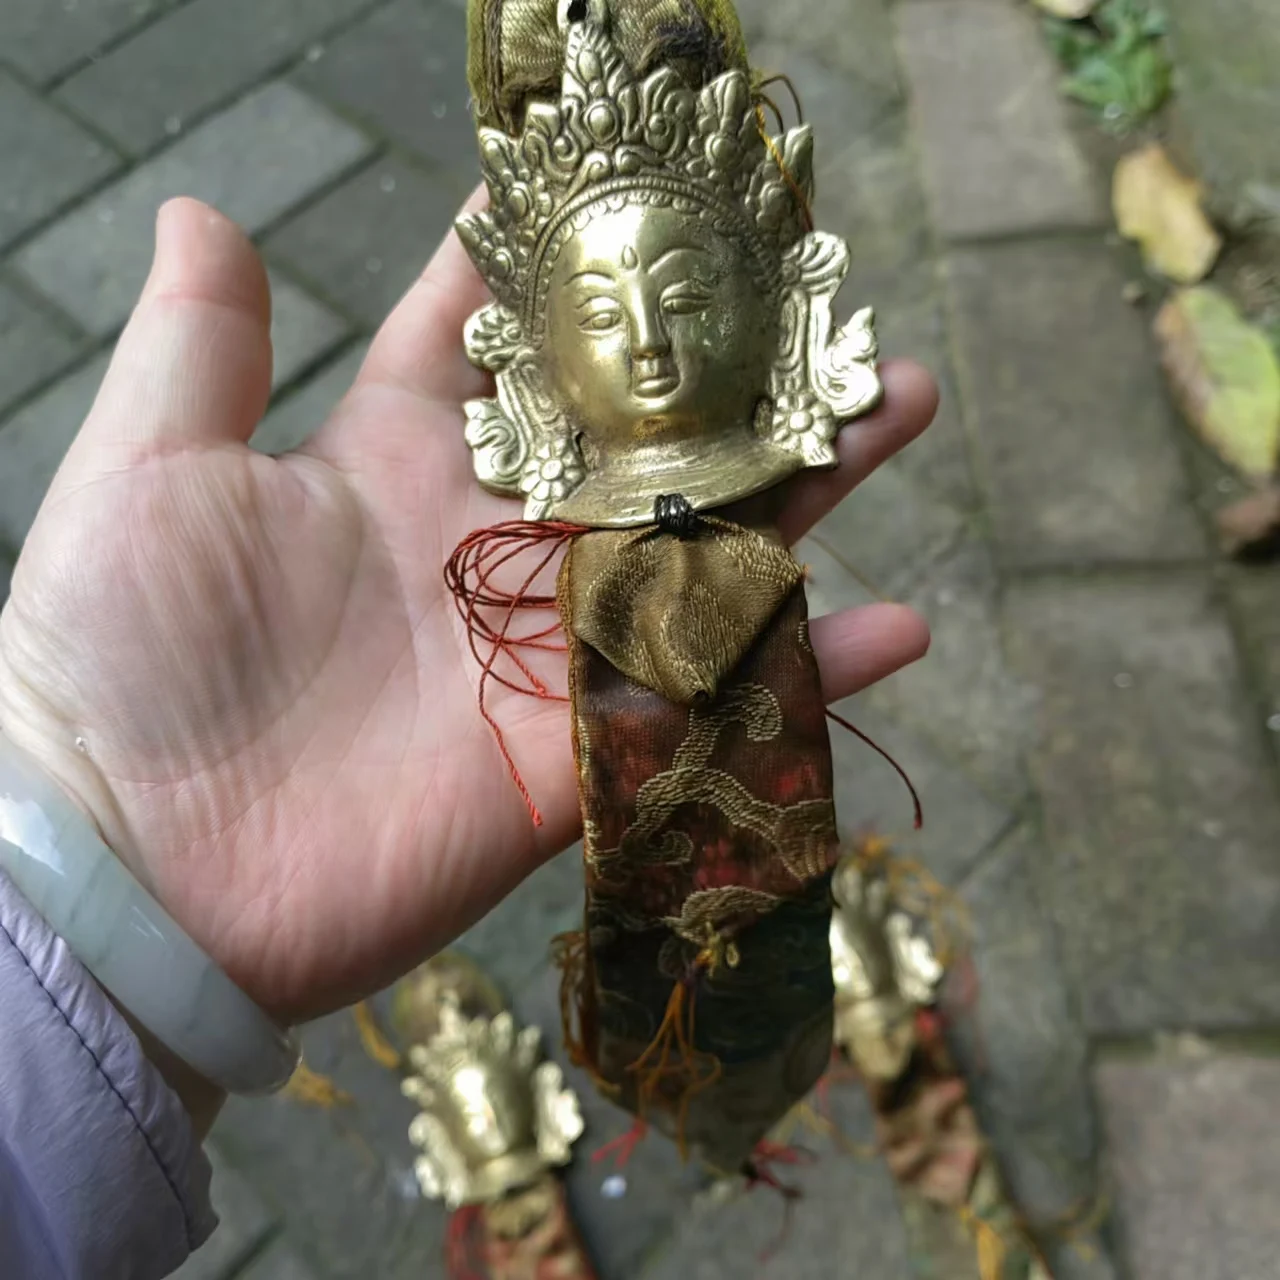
1156;286;1280;478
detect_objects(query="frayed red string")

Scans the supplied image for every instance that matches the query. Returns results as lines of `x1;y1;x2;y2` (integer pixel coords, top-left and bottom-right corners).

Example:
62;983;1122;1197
444;520;588;825
825;710;923;829
591;1117;648;1170
745;1140;815;1262
445;1205;486;1280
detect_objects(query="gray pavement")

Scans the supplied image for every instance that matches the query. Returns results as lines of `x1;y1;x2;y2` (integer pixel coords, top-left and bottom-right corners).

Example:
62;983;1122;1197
2;0;1278;1277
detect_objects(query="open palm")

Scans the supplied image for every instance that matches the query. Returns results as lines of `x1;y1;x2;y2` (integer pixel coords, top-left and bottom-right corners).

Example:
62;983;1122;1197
0;198;934;1024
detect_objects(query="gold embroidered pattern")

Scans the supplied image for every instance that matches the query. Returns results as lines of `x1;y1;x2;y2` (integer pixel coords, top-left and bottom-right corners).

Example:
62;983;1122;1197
589;682;836;879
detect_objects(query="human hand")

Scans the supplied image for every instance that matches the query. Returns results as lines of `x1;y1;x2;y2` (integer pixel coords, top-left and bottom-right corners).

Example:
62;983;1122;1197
0;196;935;1026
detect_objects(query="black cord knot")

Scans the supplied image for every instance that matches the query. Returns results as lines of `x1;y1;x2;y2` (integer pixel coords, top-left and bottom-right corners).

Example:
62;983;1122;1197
654;493;699;538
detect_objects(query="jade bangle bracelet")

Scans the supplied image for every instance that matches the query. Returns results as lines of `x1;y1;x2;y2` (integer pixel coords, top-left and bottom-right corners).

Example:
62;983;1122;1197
0;732;299;1095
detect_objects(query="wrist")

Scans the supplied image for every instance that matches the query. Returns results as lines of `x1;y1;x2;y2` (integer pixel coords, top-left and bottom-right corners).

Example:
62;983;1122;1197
0;726;301;1096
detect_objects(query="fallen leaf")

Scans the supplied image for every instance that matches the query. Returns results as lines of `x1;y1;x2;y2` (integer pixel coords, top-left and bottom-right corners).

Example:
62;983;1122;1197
1216;486;1280;558
1114;144;1222;283
1155;286;1280;478
283;1060;354;1108
1032;0;1097;16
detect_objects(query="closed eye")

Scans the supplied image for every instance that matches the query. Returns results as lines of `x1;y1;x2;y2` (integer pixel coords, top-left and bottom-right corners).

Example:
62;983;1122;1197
661;286;714;316
577;297;623;333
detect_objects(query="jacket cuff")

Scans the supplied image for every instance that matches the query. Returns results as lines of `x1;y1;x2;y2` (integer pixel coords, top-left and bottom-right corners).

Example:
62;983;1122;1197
0;867;217;1279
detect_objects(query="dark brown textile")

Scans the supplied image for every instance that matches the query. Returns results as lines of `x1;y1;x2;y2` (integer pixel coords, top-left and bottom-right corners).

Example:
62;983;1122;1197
560;531;839;1171
466;0;749;132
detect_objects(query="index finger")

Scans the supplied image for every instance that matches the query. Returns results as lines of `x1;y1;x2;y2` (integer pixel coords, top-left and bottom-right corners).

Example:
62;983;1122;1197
358;184;492;408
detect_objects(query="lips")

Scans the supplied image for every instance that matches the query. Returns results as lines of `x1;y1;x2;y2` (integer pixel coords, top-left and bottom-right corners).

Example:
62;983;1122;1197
633;359;679;398
634;373;680;397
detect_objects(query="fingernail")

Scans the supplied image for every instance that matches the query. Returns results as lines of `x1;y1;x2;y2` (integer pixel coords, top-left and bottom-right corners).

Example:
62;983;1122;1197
141;200;184;298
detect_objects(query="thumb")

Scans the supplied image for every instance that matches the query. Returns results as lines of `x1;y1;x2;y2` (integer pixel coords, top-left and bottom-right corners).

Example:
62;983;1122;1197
72;198;273;463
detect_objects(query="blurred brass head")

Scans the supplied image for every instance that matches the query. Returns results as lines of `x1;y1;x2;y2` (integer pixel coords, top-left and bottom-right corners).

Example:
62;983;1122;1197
403;1003;584;1209
830;854;943;1081
457;1;882;526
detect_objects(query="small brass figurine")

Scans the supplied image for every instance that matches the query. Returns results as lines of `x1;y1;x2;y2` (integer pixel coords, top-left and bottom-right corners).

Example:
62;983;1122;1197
830;852;1052;1279
397;955;597;1279
404;1001;584;1210
458;0;881;526
830;851;943;1082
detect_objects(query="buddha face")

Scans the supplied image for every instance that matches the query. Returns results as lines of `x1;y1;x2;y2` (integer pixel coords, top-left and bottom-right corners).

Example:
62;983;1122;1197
542;201;778;455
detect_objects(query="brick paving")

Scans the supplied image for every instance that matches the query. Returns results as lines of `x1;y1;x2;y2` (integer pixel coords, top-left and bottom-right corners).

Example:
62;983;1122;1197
1;1;1278;1278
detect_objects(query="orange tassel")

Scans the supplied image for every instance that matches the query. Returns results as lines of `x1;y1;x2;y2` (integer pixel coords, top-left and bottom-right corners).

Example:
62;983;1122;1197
627;959;723;1161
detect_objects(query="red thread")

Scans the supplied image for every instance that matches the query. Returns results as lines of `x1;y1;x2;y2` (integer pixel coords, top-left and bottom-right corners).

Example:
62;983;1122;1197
745;1140;815;1261
591;1117;649;1170
445;1205;486;1280
825;710;924;829
444;520;588;825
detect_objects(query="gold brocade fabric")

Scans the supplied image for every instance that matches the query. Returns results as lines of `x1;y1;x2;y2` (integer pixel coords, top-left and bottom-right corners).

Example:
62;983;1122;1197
452;1175;599;1280
466;0;749;130
560;535;839;1171
562;519;804;704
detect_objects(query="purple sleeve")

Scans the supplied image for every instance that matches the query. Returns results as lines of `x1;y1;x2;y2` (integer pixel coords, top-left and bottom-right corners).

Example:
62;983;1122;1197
0;869;217;1279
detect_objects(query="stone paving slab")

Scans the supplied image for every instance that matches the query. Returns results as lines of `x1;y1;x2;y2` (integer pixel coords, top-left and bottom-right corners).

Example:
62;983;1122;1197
810;454;965;601
871;272;978;514
0;281;83;416
55;0;374;157
173;1145;280;1280
455;845;583;1001
748;40;901;158
238;1242;321;1280
0;0;176;85
1161;0;1280;228
267;269;351;391
828;696;1013;885
945;238;1207;570
0;69;120;251
212;1009;445;1280
13;81;372;338
294;0;475;175
1096;1046;1280;1280
252;342;370;456
1005;574;1280;1036
895;0;1106;241
1226;565;1280;750
639;1079;912;1279
864;536;1037;805
735;0;902;101
947;826;1115;1279
265;156;471;331
0;352;109;547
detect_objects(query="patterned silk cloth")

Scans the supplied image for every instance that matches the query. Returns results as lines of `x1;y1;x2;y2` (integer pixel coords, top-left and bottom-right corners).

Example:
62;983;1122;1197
559;522;839;1171
450;1176;598;1280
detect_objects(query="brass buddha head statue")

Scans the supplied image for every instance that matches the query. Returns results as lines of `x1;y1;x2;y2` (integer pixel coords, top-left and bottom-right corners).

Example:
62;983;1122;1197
830;854;943;1081
458;0;882;526
403;1002;584;1209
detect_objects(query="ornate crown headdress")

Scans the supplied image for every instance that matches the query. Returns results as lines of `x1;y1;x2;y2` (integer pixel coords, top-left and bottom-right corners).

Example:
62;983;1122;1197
455;1;883;523
403;1004;584;1209
457;10;813;329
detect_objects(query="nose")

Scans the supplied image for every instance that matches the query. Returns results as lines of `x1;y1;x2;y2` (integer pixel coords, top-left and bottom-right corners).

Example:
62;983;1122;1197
629;291;670;359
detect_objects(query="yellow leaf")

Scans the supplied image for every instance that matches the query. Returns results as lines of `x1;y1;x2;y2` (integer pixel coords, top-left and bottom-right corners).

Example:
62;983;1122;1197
1155;286;1280;478
1114;144;1222;284
1030;0;1097;16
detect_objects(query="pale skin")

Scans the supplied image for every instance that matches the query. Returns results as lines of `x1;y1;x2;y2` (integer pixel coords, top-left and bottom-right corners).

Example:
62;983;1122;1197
0;193;937;1127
